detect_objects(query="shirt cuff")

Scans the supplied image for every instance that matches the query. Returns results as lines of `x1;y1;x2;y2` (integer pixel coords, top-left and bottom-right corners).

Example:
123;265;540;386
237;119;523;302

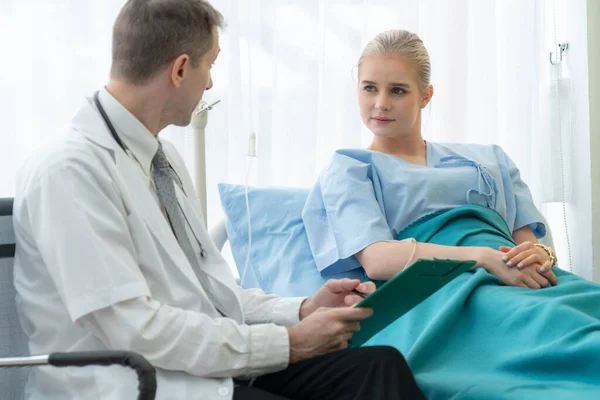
270;297;305;327
246;324;290;377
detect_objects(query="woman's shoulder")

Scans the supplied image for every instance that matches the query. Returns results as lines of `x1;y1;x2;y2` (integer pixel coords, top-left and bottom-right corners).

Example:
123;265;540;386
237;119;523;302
432;141;503;153
431;142;508;162
333;148;376;161
316;148;392;186
321;148;379;170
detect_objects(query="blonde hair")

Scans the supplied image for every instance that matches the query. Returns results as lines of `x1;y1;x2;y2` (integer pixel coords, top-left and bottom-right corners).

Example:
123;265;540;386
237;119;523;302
358;30;431;91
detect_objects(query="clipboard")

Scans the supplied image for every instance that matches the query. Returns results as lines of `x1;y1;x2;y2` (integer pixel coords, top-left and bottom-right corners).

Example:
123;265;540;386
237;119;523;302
349;258;476;348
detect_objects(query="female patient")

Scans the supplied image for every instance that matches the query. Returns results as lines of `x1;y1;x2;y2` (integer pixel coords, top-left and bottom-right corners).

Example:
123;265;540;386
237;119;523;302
302;30;600;399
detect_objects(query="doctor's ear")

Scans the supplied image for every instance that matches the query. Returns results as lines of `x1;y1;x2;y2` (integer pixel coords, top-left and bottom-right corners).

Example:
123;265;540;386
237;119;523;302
420;85;434;109
170;54;190;88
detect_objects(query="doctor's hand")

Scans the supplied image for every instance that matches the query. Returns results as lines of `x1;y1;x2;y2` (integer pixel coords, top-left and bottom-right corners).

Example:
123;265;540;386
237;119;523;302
287;306;373;364
299;279;376;320
477;247;555;289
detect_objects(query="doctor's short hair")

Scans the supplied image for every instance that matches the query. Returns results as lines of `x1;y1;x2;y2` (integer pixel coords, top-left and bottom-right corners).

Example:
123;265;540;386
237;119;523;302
110;0;225;85
358;30;431;92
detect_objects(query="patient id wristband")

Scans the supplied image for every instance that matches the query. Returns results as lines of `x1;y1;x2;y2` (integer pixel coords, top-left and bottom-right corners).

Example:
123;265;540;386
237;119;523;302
534;243;557;267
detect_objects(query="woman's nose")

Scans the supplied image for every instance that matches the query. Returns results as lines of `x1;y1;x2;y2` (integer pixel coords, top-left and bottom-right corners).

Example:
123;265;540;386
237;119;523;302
375;94;391;111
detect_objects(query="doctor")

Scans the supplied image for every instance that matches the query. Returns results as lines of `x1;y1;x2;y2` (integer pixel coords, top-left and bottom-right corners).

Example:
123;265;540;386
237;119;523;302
12;0;425;399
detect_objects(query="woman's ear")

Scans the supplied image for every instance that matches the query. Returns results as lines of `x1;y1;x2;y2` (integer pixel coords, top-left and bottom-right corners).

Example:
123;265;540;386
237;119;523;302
421;84;434;108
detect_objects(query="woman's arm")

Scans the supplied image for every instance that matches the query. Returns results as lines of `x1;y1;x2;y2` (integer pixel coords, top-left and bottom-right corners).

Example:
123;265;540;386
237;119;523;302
357;241;484;281
511;225;539;245
357;238;556;288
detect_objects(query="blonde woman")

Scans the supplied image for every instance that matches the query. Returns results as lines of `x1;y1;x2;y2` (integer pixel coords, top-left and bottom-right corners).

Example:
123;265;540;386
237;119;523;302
303;30;600;399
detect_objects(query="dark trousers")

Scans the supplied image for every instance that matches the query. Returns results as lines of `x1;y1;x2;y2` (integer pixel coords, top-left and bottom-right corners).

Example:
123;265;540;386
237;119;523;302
233;346;426;400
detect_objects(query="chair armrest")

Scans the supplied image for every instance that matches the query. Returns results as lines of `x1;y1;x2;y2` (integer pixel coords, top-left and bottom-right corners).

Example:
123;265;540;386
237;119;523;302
0;351;156;400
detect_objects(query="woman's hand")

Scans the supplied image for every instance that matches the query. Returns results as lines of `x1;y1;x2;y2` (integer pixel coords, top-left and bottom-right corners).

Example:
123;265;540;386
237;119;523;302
498;241;550;270
498;242;558;286
475;247;556;288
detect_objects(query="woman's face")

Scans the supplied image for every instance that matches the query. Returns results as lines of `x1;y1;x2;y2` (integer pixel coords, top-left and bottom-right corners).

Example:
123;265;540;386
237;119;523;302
358;55;432;139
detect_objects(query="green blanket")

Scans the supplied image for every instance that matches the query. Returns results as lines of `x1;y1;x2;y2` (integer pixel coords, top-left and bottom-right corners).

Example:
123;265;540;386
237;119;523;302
362;204;600;399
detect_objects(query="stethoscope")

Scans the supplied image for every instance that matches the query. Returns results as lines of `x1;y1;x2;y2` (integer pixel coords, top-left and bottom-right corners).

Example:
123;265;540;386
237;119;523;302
93;91;129;153
93;90;207;258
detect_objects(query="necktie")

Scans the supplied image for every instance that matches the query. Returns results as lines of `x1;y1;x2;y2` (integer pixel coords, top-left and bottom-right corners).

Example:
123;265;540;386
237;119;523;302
151;143;225;315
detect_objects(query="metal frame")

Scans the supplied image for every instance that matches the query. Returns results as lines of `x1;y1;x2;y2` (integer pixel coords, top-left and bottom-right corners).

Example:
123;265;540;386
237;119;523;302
0;351;157;400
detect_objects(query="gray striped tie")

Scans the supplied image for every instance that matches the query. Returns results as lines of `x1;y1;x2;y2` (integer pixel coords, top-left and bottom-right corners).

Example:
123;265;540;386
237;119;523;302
152;143;224;315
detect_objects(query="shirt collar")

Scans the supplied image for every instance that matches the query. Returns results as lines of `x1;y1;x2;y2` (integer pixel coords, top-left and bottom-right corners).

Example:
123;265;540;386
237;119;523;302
98;87;158;176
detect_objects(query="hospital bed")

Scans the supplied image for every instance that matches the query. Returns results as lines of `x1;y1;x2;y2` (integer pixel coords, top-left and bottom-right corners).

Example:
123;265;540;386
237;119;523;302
207;182;599;400
0;197;157;400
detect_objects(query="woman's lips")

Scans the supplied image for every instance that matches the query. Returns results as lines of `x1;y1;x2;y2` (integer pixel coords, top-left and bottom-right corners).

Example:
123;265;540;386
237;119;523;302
372;117;394;124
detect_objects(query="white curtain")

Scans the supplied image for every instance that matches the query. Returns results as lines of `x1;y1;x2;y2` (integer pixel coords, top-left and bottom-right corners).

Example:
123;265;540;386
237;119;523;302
0;0;588;276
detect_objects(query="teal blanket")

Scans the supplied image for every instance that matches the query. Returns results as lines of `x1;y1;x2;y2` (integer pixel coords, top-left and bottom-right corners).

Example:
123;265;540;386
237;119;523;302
363;205;600;399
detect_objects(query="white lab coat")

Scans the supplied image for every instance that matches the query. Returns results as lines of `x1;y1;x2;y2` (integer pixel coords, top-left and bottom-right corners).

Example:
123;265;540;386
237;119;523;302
13;94;304;399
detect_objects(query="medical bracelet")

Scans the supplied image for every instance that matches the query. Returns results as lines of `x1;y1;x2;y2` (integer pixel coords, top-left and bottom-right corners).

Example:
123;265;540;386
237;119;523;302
404;238;418;269
533;243;557;267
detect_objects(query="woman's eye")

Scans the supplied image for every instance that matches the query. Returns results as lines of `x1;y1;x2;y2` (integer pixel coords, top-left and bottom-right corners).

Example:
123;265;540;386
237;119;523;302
391;87;405;95
364;85;376;92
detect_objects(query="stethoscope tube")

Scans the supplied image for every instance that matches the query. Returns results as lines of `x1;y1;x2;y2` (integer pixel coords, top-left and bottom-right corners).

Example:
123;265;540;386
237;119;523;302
93;91;129;153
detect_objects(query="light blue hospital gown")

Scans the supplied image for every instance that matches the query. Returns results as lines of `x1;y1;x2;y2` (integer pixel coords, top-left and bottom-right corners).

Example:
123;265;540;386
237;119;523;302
302;142;546;275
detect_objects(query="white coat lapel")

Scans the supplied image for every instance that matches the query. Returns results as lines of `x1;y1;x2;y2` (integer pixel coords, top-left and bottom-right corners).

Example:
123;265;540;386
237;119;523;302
73;98;202;286
117;156;194;266
74;97;242;320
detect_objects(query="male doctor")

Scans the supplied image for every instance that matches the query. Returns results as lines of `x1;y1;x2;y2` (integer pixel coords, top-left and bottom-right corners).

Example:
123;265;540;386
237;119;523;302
12;0;425;399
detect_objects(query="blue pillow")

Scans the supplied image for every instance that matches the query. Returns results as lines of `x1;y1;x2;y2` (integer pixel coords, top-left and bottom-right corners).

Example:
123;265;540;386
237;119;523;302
217;183;366;297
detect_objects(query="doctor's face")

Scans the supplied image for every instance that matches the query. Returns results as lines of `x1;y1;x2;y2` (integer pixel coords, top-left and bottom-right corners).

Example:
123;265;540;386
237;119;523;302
175;27;220;126
357;55;431;139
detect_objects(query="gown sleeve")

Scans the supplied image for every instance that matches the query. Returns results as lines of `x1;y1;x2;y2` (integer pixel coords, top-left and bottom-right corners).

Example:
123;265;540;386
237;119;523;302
497;147;547;238
302;152;394;274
